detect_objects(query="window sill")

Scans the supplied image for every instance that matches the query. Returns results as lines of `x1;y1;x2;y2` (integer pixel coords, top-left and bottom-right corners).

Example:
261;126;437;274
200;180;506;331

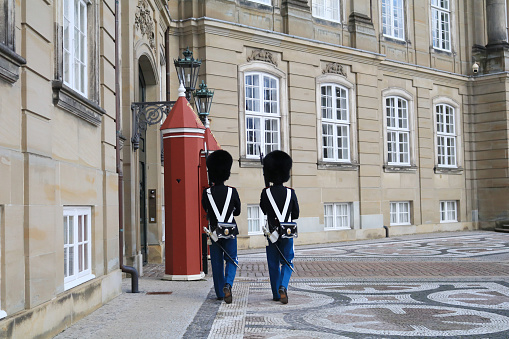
318;161;359;171
52;80;105;126
0;43;26;84
239;157;263;168
312;17;342;27
389;223;411;226
440;220;458;223
325;227;352;231
382;36;408;46
239;0;272;11
383;164;418;173
434;166;463;175
64;273;96;291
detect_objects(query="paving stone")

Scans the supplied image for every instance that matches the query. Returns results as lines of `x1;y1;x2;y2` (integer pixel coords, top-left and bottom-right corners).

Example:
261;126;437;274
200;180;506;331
54;231;509;338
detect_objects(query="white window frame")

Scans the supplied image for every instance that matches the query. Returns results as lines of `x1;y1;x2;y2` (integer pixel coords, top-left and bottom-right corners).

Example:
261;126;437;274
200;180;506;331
316;74;358;166
64;206;94;291
245;71;280;158
247;205;266;235
0;206;5;319
239;61;289;162
324;203;351;230
381;0;405;40
320;83;350;162
433;97;461;171
312;0;341;23
390;201;411;226
386;96;410;165
63;0;88;96
431;0;451;51
440;200;458;223
436;103;456;168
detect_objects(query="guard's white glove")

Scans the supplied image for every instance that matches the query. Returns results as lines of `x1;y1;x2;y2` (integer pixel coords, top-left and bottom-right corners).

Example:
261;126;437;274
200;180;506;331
203;227;218;242
262;225;279;243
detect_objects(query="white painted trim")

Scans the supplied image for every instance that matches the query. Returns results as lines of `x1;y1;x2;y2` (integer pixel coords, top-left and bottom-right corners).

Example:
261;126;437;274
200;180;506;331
163;135;205;139
64;274;96;291
161;128;205;134
162;272;205;281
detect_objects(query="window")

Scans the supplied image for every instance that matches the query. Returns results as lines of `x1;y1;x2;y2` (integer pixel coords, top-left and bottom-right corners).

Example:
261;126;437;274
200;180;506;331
63;207;94;290
63;0;88;96
245;72;280;158
321;84;350;162
431;0;451;51
312;0;341;22
386;96;410;165
436;104;456;167
0;0;25;83
248;205;266;235
390;201;411;225
381;0;404;39
0;0;13;49
440;201;458;222
324;203;351;229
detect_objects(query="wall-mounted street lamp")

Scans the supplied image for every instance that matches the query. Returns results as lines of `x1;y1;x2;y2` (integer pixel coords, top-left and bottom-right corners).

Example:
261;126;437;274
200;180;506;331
131;48;214;154
193;80;214;123
174;47;201;101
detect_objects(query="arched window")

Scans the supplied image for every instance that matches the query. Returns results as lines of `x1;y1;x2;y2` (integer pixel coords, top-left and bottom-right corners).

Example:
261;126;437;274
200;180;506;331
382;88;416;171
238;60;288;164
245;72;280;157
386;96;410;165
320;83;350;162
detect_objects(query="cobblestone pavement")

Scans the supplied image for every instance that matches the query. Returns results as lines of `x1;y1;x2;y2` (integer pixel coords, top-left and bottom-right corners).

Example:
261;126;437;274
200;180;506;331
56;231;509;338
181;231;509;338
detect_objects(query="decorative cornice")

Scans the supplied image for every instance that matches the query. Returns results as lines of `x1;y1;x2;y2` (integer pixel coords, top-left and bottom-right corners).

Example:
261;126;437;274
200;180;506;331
247;49;278;66
135;0;156;50
323;62;347;76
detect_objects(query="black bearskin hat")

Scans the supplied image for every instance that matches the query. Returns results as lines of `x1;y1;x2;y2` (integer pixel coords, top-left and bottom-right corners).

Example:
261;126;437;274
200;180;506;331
206;149;233;184
263;150;292;185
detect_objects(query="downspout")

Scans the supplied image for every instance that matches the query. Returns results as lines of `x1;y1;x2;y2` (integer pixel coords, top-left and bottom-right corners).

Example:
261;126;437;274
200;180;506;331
115;0;139;293
165;27;171;101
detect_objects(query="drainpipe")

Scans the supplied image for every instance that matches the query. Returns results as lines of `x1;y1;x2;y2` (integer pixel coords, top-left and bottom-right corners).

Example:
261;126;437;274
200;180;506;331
115;0;139;293
165;27;171;101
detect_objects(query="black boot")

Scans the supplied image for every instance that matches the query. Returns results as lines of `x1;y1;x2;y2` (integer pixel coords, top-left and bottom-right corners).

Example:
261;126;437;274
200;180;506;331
278;286;288;304
223;284;232;304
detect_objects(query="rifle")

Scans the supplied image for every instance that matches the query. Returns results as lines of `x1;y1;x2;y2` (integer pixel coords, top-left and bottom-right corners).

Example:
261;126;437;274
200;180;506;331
258;145;269;187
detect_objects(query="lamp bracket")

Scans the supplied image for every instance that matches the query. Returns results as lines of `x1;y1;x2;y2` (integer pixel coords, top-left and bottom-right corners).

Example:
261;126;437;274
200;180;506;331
131;101;175;151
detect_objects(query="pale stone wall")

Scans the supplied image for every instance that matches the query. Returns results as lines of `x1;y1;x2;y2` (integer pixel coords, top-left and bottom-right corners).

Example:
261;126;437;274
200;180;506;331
168;0;490;249
0;0;123;336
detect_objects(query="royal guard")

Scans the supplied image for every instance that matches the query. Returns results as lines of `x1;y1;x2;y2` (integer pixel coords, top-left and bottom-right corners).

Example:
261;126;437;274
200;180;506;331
202;150;241;303
260;150;300;304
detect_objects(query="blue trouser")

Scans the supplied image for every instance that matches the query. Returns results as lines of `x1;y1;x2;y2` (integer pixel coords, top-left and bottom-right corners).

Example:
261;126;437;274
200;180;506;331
209;237;238;298
266;237;294;300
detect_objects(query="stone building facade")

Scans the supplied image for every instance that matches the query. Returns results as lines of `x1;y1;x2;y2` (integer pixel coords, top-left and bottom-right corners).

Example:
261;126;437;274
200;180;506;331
0;0;170;337
165;0;509;249
2;0;509;337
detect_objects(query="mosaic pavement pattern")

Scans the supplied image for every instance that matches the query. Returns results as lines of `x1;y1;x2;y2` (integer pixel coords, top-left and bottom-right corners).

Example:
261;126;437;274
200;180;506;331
184;232;509;338
244;232;509;261
186;280;509;338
